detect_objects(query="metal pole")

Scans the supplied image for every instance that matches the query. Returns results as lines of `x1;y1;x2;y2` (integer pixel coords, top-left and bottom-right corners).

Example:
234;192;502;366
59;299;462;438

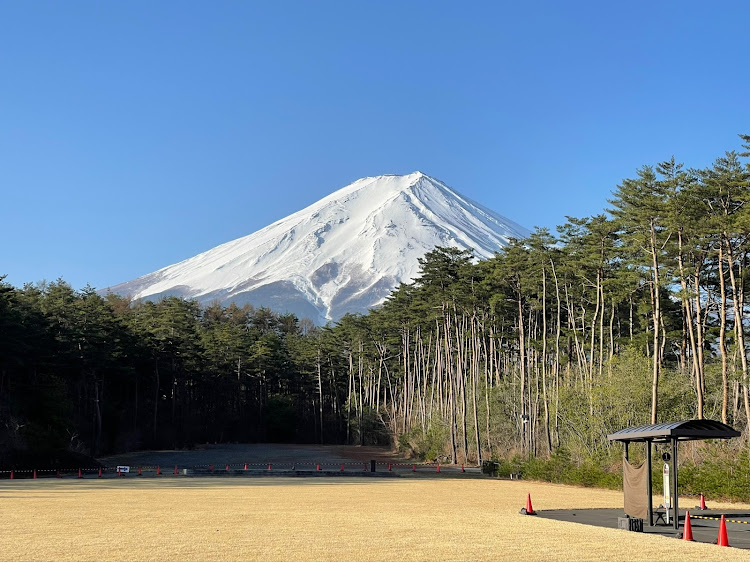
672;438;679;530
646;439;653;527
623;442;630;518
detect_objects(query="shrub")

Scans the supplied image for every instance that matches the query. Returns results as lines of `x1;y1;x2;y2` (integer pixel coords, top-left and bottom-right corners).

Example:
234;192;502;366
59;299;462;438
398;421;449;461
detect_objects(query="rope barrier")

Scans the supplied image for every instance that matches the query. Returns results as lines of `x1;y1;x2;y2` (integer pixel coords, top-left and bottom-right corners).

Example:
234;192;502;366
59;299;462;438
1;460;477;479
0;463;468;471
690;514;750;525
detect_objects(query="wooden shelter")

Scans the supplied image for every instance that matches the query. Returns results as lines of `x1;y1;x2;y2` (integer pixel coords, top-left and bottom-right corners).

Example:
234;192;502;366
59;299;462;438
607;419;740;529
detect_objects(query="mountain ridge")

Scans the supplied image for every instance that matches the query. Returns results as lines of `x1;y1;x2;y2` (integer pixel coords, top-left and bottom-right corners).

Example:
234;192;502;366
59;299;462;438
104;172;530;323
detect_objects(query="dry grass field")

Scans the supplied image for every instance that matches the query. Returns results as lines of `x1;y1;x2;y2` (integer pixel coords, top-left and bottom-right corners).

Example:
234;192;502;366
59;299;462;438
1;476;748;562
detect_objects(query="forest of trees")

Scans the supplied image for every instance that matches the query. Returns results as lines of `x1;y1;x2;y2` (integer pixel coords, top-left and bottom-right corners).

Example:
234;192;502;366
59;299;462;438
2;136;749;470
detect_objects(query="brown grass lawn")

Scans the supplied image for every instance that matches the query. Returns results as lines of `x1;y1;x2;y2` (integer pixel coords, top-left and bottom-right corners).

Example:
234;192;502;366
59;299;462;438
0;476;748;562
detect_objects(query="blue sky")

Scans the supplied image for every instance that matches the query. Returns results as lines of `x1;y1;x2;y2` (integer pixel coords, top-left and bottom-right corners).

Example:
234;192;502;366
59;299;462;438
1;1;748;290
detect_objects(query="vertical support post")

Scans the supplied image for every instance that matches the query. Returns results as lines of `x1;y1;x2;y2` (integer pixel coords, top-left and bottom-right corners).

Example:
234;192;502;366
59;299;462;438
672;438;679;530
623;442;630;519
646;439;653;527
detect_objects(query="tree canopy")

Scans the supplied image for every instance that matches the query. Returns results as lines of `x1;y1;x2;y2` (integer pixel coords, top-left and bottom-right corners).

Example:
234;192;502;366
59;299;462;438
2;135;750;470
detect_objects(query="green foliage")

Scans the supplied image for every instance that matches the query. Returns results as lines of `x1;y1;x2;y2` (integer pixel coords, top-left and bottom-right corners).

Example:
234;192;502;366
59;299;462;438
495;456;524;478
483;440;750;504
3;134;750;489
481;460;499;476
350;407;391;446
675;446;750;502
521;452;622;489
488;450;621;489
398;420;449;461
0;281;346;462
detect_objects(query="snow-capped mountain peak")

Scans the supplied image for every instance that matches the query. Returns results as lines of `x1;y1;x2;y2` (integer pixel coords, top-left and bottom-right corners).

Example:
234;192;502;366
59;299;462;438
104;173;530;323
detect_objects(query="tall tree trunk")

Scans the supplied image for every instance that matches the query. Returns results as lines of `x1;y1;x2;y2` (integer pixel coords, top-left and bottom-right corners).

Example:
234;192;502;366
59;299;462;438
358;340;364;445
718;243;729;424
741;255;750;438
517;293;527;454
471;316;482;465
726;239;749;433
693;266;707;405
551;259;562;448
649;217;661;424
541;267;552;456
153;358;160;444
677;229;704;418
317;348;324;443
93;376;102;454
444;309;457;464
591;270;603;417
347;351;353;444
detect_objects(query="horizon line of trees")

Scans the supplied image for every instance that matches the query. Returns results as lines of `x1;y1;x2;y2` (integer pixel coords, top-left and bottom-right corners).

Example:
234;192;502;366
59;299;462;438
2;134;749;466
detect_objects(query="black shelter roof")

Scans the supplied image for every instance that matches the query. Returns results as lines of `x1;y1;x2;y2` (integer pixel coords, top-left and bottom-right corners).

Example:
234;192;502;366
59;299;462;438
607;419;740;443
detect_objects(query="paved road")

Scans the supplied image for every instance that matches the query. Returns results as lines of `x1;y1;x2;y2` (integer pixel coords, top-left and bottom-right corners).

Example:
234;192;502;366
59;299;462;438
97;444;481;477
537;507;750;550
100;444;402;468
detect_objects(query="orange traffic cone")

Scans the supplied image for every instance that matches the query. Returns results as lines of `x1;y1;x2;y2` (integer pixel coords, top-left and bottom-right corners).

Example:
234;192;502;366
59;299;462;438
717;514;729;546
699;493;708;510
521;493;536;515
682;511;694;541
156;465;161;475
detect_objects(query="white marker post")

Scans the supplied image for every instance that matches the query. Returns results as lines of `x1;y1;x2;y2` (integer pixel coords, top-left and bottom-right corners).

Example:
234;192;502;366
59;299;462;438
663;463;670;524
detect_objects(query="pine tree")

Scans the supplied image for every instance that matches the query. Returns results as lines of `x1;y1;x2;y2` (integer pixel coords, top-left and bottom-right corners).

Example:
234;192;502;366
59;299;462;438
610;166;670;423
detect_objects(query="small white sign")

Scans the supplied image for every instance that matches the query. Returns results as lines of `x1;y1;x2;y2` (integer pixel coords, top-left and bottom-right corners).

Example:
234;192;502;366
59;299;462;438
663;463;670;524
116;465;130;473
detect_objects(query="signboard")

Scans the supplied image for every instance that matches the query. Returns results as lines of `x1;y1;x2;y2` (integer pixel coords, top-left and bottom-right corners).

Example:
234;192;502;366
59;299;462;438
663;463;670;524
116;465;130;474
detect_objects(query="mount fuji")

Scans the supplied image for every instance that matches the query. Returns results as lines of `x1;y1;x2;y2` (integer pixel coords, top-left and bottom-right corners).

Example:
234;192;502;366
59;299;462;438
104;172;530;324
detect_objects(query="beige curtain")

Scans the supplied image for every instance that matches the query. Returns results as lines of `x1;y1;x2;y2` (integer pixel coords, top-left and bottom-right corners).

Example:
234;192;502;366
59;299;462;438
623;458;647;519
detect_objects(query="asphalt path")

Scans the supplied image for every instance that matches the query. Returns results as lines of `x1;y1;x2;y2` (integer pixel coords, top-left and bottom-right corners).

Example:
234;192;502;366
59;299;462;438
537;507;750;550
97;443;481;476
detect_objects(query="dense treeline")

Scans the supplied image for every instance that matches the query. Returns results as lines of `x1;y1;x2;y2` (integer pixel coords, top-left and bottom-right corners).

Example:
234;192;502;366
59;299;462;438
1;136;749;468
0;284;343;457
336;135;750;465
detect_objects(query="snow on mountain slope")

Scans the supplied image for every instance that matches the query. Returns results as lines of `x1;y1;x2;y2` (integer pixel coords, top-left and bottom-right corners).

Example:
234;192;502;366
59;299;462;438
104;172;530;323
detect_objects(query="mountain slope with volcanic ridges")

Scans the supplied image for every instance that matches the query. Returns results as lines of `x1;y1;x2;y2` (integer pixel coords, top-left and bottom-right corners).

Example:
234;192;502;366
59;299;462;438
104;172;530;323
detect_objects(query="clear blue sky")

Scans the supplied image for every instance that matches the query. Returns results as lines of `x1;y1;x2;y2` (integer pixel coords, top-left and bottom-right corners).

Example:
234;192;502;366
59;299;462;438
2;1;748;290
